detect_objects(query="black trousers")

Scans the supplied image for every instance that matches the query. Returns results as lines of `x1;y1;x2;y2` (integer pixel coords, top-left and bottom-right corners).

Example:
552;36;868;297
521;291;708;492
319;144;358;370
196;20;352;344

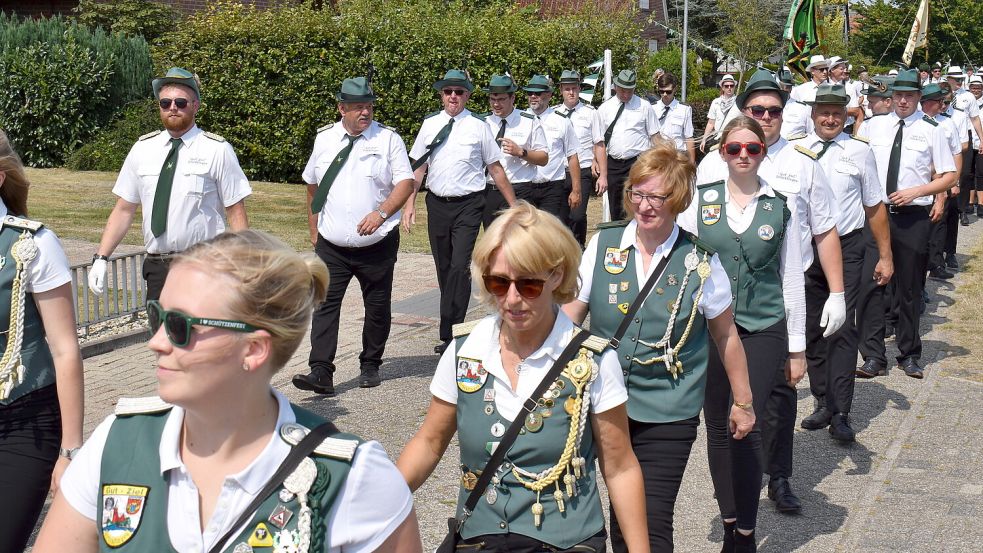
605;155;637;221
566;168;596;247
458;530;607;552
888;207;932;362
610;416;699;553
958;149;979;211
427;191;485;343
308;231;398;374
0;385;60;552
928;196;958;267
527;180;568;221
857;224;888;366
805;229;865;414
705;319;788;530
142;255;174;302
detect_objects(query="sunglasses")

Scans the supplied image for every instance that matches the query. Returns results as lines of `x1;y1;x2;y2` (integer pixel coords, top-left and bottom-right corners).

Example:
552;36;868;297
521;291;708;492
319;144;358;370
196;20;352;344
482;271;554;300
722;141;766;157
159;98;190;110
659;89;675;95
746;105;784;119
147;300;260;347
627;187;669;207
527;91;547;96
442;89;467;96
721;84;736;88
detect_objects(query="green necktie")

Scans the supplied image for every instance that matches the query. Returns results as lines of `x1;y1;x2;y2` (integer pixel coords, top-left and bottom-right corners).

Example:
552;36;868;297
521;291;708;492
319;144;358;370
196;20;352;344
151;138;183;237
411;118;454;170
886;120;904;197
604;101;626;144
496;118;507;143
816;140;835;159
311;134;359;214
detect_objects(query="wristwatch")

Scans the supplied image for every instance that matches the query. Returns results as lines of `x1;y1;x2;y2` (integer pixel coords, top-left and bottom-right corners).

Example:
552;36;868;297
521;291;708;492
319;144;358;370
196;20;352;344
92;254;109;262
59;446;80;460
376;208;389;220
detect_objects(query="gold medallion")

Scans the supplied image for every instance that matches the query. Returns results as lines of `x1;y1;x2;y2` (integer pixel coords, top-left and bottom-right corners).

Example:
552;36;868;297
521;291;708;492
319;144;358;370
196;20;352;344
461;471;478;491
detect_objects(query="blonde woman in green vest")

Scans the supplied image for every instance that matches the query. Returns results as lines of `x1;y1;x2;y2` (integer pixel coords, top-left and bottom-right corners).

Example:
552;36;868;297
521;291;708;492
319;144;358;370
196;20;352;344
563;143;754;552
678;116;807;553
0;130;84;553
36;230;422;553
398;202;651;552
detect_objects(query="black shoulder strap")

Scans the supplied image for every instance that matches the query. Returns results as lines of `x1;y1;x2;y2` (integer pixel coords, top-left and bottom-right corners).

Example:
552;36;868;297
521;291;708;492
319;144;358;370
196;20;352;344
609;237;686;349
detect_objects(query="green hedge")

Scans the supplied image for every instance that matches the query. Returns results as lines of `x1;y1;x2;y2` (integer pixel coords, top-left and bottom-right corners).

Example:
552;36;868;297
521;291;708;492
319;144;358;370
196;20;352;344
0;13;152;167
153;0;642;182
65;99;160;172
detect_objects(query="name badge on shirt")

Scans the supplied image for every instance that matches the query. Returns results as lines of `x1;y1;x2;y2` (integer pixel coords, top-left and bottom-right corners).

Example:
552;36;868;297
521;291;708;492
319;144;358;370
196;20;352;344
187;156;209;167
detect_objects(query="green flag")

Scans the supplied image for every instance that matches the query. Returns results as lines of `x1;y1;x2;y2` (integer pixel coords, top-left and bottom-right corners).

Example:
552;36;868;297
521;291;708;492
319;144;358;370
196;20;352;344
784;0;821;78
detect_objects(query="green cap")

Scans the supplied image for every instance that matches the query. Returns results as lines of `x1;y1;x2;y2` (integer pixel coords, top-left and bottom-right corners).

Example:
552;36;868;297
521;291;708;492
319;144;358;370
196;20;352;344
483;74;517;94
433;69;474;92
152;67;200;99
892;69;921;91
918;63;931;72
613;69;637;89
523;74;552;92
336;77;376;103
736;69;789;109
778;69;794;86
558;70;583;85
921;83;945;101
804;83;850;106
865;76;895;98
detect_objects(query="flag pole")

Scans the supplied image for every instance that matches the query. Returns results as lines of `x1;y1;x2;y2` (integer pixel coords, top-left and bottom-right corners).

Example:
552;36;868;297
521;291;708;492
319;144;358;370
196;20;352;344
681;0;689;101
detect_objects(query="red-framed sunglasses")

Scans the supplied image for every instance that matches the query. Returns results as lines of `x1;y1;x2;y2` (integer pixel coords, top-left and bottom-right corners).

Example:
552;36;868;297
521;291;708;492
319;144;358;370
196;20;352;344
722;141;766;157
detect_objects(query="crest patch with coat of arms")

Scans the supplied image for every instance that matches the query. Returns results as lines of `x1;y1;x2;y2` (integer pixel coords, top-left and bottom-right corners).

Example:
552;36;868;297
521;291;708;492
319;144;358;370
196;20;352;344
603;247;629;274
101;484;149;547
456;357;487;393
701;204;721;225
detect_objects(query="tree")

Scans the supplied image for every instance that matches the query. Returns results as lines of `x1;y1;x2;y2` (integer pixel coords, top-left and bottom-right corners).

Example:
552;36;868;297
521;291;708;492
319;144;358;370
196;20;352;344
717;0;785;84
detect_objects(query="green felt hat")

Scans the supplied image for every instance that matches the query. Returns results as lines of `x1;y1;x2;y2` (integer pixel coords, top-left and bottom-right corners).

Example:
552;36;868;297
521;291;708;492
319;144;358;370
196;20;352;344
152;67;200;99
613;69;637;89
484;74;517;94
804;83;850;106
522;74;553;92
336;77;376;102
433;69;474;92
736;69;789;109
864;76;895;98
921;83;945;101
778;69;794;86
918;63;931;72
892;69;922;92
558;70;583;85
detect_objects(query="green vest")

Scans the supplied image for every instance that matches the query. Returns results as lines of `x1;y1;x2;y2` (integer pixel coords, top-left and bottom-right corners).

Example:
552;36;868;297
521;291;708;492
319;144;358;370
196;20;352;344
697;180;789;332
453;333;605;548
0;218;55;405
97;402;361;552
587;223;713;423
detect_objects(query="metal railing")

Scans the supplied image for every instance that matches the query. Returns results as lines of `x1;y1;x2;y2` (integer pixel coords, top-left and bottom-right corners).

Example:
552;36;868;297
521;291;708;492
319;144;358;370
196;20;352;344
71;252;147;333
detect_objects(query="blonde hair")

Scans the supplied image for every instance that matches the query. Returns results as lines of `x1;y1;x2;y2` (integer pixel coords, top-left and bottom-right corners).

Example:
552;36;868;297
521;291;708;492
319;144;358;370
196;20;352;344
719;116;768;153
0;130;30;216
471;202;581;306
624;143;695;217
174;230;329;371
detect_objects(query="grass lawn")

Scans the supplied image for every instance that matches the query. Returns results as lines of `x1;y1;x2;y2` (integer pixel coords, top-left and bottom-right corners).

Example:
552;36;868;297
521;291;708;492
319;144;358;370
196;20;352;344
24;168;605;254
940;239;983;383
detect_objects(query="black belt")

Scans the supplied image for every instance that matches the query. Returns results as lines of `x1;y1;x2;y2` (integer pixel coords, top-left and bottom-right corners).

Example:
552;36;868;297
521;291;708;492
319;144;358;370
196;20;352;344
840;227;863;240
607;154;639;163
146;252;179;260
428;189;484;202
887;204;930;215
487;181;531;191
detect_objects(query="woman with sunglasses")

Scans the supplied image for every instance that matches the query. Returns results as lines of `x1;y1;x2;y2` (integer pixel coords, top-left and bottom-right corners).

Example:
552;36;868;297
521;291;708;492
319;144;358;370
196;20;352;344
700;75;738;153
678;116;806;553
0;130;84;553
36;230;421;553
398;202;650;552
563;143;754;552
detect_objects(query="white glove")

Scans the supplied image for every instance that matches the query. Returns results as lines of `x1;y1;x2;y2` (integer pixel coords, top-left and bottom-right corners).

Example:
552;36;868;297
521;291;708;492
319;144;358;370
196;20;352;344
820;291;846;338
88;259;108;295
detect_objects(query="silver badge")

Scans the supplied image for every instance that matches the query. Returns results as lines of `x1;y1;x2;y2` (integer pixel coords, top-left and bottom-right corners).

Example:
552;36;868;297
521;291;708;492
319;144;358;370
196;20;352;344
233;544;253;553
608;282;618;294
483;388;495;402
762;201;773;211
486;486;498;505
684;251;699;271
666;274;678;286
491;422;506;438
702;189;719;202
278;488;294;503
484;404;495;416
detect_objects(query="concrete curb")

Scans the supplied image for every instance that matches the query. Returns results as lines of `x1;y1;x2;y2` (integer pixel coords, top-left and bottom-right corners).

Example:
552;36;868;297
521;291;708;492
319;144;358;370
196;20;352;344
81;327;149;359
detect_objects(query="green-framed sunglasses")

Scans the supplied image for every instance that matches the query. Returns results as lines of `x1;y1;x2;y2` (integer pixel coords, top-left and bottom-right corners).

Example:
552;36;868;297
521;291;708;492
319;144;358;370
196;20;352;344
147;300;261;347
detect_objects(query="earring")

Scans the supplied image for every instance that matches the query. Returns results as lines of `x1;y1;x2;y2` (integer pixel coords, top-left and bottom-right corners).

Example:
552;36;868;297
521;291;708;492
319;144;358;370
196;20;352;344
242;361;250;372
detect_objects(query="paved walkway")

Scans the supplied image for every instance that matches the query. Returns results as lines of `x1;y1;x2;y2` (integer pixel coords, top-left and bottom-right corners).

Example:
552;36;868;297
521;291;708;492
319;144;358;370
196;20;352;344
33;224;983;551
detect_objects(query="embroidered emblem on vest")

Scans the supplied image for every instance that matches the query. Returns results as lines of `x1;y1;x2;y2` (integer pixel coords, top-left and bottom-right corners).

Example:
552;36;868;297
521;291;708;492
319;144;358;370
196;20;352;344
456;357;486;393
701;204;722;225
603;247;629;274
101;484;150;547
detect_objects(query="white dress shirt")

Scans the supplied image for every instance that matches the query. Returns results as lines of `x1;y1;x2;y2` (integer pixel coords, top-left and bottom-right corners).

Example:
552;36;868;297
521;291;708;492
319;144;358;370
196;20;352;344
113;125;252;254
790;80;821;103
653;99;694;152
597;94;660;159
303;121;414;247
934;113;964;156
953;87;981;118
555;102;604;169
409;108;503;197
0;201;71;293
529;107;579;182
484;108;548;184
781;100;815;139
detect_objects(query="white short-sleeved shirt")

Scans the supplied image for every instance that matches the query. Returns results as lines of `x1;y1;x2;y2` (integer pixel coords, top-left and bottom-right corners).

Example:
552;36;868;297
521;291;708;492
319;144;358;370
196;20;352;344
529;107;580;182
409;109;503;197
934;114;964;156
484;109;548;184
113;125;252;254
942;108;970;149
781;100;815;139
653;99;694;151
794;133;884;234
555;102;604;169
303;121;414;247
790;80;821;103
966;97;983;148
60;389;413;553
0;202;71;293
953;87;981;119
859;110;957;206
430;311;627;422
576;222;732;319
597;95;660;159
706;96;737;132
678;179;808;352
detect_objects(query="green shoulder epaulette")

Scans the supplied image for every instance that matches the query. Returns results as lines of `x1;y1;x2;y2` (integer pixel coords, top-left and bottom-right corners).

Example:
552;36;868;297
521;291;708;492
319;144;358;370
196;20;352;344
697;180;725;189
424;111;441;120
786;132;807;141
773;190;788;202
794;144;819;160
595;219;630;230
203;131;226;142
580;331;610;353
138;130;162;141
952;106;965;112
683;229;717;256
922;115;939;127
851;134;870;144
471;112;489;121
317;122;335;133
115;396;172;416
3;215;43;232
520;111;535;119
555;110;571;118
453;319;481;337
378;122;396;132
279;423;359;462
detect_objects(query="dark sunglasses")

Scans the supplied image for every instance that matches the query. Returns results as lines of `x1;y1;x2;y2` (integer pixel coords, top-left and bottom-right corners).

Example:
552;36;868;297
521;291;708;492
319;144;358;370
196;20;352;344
159;98;190;110
722;141;766;157
442;89;467;96
659;89;675;95
482;271;554;300
746;105;784;119
147;300;260;347
527;91;546;96
721;83;736;88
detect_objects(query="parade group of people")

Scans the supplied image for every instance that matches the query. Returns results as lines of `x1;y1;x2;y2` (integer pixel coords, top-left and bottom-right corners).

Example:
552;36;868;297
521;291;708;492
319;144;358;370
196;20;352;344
1;53;978;553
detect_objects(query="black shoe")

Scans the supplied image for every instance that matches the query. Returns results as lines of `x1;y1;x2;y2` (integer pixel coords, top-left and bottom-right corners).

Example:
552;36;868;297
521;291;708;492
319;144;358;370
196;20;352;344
977;204;983;217
800;400;832;430
929;266;954;280
734;529;757;552
720;520;735;553
961;213;971;226
292;370;335;395
899;357;924;379
434;341;450;355
829;413;856;442
358;368;381;388
767;477;802;514
856;359;887;378
946;255;959;270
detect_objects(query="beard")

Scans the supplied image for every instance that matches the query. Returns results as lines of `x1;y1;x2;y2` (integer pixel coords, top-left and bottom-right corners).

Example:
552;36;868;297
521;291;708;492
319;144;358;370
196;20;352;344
161;111;195;134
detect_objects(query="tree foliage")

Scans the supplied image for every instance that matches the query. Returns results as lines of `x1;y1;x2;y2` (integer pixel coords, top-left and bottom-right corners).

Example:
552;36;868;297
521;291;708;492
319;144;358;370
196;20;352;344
717;0;785;83
73;0;180;43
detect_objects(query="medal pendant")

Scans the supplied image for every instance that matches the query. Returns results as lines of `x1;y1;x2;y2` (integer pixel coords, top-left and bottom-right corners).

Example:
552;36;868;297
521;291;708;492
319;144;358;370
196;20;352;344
697;261;711;279
461;471;478;491
684;251;699;271
486;486;498;505
524;412;543;432
490;422;506;437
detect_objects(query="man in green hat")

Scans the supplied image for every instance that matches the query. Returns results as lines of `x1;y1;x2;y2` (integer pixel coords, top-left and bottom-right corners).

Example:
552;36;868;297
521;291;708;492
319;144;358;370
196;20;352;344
480;74;548;228
598;69;662;220
404;69;515;354
523;74;580;221
554;69;608;246
857;69;957;379
88;67;251;302
292;77;415;395
793;83;893;443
